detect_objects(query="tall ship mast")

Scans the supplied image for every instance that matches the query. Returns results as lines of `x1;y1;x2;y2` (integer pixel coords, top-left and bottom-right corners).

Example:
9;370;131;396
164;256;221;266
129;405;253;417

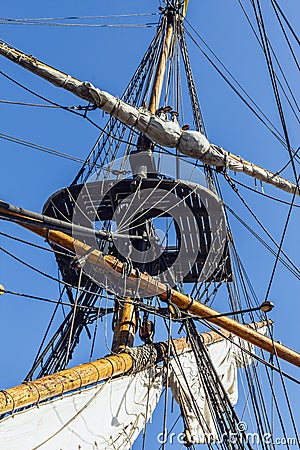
0;1;299;448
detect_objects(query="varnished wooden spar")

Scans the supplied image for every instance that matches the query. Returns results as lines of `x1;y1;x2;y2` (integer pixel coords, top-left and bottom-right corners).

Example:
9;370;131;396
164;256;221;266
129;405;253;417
112;14;174;352
149;16;173;113
0;353;133;415
0;323;266;414
111;298;137;353
1;200;300;368
0;41;298;196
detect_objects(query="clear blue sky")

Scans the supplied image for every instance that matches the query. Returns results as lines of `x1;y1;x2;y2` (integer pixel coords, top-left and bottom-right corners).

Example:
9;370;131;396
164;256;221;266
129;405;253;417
0;0;299;447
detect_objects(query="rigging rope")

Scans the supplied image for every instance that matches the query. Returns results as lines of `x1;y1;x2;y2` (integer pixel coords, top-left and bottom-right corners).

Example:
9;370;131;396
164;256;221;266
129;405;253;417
0;13;159;22
251;0;299;190
0;22;158;28
236;0;300;118
0;70;143;150
269;0;299;72
184;21;299;151
269;0;300;46
0;99;82;108
198;320;300;385
0;289;113;313
264;320;300;446
185;319;254;449
65;269;83;366
0;7;294;446
28;285;67;381
223;173;300;278
0;132;104;168
223;174;300;207
263;176;300;301
224;204;300;281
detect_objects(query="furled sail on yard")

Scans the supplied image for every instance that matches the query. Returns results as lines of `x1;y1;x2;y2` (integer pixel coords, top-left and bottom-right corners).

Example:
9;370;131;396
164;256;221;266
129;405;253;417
0;326;266;449
0;1;298;448
0;41;298;196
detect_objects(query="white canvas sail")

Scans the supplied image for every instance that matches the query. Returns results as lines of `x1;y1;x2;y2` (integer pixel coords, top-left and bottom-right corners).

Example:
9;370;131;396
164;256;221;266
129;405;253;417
169;329;266;444
0;367;164;450
0;327;266;449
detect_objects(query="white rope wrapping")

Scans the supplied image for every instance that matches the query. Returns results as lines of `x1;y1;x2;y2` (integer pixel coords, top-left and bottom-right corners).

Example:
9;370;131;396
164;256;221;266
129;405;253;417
0;41;298;196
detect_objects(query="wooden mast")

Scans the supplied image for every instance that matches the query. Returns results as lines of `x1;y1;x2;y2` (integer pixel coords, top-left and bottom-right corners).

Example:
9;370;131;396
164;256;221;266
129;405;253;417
112;8;174;352
148;11;173;114
1;201;300;368
0;323;267;414
111;298;137;353
0;1;297;429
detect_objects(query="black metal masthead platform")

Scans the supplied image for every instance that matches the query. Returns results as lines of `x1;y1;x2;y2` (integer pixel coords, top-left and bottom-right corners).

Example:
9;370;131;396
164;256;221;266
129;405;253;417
43;176;232;290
